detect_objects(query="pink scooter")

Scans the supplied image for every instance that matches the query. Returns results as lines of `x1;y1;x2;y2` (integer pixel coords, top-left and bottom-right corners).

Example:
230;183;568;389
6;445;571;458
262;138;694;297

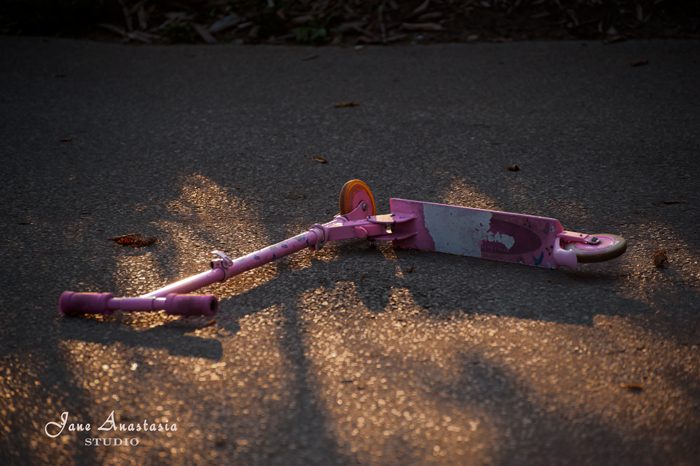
60;180;627;317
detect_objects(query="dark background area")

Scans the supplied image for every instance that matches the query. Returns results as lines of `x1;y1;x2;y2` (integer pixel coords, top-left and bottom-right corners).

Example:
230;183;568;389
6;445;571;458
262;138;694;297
1;0;698;45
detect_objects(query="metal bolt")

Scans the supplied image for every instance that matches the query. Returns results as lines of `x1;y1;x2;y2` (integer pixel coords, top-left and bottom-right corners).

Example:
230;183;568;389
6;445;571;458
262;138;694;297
362;203;367;211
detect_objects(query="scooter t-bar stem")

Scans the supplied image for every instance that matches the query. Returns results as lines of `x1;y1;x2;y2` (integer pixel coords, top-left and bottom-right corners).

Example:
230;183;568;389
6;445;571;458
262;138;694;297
60;226;326;317
143;227;325;298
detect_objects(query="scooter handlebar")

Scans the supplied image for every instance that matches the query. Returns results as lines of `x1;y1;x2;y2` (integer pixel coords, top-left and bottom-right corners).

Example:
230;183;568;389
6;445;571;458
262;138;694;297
60;292;218;317
60;291;114;315
164;293;218;317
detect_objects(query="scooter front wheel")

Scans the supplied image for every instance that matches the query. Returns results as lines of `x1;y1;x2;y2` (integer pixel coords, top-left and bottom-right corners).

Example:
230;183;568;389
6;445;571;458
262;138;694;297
563;234;627;263
339;179;376;218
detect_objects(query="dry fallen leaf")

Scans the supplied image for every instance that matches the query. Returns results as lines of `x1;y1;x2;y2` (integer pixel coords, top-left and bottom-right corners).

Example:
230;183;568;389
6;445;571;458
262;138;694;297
507;164;520;171
621;383;644;391
107;234;158;247
653;249;668;268
406;266;415;273
60;138;72;142
631;60;649;67
313;156;328;164
334;101;359;108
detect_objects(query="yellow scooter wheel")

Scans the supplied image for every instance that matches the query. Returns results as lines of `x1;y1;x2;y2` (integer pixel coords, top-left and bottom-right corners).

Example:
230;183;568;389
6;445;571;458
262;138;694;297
339;180;376;218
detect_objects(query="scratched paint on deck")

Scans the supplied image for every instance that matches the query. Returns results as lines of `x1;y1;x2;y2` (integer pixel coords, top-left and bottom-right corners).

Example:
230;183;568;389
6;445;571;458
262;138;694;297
390;199;564;268
422;203;515;257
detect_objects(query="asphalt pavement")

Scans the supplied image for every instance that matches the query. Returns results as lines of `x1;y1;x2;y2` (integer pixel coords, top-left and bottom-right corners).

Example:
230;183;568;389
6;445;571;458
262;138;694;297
1;36;699;465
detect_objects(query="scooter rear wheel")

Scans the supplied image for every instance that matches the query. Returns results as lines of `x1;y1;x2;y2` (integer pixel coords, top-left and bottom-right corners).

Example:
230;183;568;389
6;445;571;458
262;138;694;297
339;180;376;218
563;234;627;263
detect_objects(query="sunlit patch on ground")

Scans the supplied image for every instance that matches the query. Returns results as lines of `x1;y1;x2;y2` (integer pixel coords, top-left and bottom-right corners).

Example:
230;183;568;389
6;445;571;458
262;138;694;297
0;351;88;464
53;303;304;465
295;282;505;464
153;173;280;299
437;176;502;212
113;252;165;297
294;280;700;462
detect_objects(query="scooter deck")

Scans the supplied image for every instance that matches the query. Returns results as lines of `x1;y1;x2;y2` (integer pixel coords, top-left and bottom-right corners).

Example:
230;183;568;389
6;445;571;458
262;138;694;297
390;199;565;269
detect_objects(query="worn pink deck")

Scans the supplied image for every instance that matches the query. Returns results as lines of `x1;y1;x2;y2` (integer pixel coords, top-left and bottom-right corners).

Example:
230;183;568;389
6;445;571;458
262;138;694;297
390;199;565;269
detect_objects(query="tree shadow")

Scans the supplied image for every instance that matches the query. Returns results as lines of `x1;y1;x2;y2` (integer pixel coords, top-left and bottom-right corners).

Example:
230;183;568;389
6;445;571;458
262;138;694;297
57;318;224;360
0;306;102;465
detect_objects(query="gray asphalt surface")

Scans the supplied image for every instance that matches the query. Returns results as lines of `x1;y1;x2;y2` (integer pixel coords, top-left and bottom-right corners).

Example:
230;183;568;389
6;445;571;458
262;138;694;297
1;36;699;465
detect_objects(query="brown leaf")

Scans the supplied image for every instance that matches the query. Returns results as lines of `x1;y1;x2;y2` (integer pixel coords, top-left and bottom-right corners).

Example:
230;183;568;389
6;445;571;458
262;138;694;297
313;156;328;164
334;101;359;108
631;60;649;67
621;383;644;392
107;234;158;247
507;164;520;171
653;249;668;268
60;138;72;142
406;266;415;273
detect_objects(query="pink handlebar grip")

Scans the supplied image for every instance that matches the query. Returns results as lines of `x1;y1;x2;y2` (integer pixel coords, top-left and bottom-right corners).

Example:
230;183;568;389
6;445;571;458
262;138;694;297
60;292;115;316
164;294;218;317
60;292;218;317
